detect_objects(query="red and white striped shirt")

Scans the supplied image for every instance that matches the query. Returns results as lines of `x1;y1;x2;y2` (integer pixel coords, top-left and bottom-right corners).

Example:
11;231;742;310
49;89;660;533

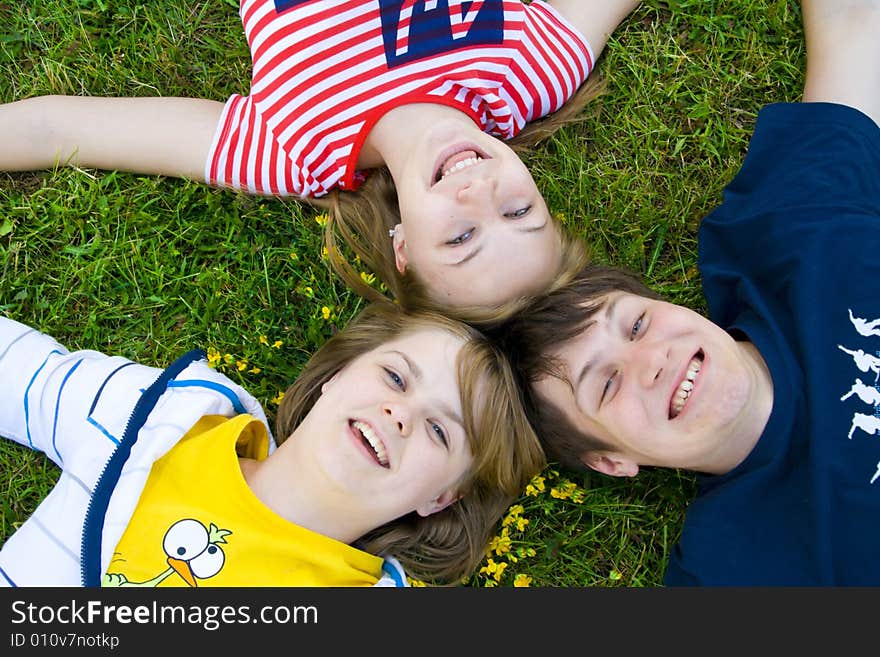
205;0;593;197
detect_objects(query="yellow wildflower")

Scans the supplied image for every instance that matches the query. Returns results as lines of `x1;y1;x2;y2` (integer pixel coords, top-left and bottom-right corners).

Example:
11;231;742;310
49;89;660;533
258;335;269;346
525;474;546;496
360;271;376;285
550;480;578;500
502;504;524;528
322;306;332;320
249;367;262;374
272;340;283;349
223;353;235;366
271;391;285;405
236;359;248;372
513;574;532;588
479;558;508;582
206;347;221;368
314;213;328;227
609;570;622;581
289;251;299;261
407;577;427;587
488;532;512;557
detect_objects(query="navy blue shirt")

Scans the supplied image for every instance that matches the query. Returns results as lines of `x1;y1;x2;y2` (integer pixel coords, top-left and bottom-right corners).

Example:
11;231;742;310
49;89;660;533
665;102;880;585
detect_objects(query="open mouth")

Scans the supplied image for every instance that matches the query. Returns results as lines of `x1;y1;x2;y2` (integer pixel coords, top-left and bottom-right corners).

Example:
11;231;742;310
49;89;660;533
432;145;489;185
351;420;389;468
669;350;704;419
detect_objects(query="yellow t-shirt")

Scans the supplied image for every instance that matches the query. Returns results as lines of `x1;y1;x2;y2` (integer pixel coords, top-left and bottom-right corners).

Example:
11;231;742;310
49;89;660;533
104;414;383;587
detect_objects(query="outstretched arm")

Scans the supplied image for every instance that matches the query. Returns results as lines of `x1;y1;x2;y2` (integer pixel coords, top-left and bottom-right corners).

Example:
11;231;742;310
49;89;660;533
0;95;224;180
547;1;642;60
801;0;880;126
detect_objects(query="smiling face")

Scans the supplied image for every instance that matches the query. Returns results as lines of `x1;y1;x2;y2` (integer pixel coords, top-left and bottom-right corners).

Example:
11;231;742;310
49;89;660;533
391;122;563;308
533;293;773;475
297;327;476;527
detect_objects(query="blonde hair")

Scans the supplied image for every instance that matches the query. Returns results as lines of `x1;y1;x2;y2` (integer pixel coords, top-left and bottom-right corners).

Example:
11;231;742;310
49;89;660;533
274;301;546;584
317;75;606;328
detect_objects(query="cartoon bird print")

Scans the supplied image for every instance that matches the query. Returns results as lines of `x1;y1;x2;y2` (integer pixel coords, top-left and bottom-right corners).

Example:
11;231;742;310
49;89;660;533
102;519;232;587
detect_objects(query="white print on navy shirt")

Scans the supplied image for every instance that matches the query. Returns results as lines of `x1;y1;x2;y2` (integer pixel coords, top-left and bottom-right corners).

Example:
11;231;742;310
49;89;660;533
838;308;880;484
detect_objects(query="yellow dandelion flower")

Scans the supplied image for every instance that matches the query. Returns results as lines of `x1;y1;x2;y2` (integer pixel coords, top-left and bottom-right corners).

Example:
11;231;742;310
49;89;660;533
321;306;332;320
258;335;269;346
271;391;285;405
513;574;532;588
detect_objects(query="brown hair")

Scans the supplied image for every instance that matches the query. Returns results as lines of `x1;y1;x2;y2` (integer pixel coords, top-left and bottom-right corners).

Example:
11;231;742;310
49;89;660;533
274;301;546;584
491;263;662;472
317;75;606;329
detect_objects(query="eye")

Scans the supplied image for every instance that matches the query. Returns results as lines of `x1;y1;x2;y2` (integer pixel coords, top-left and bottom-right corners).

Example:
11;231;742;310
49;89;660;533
503;205;531;219
428;420;449;448
630;313;645;340
384;367;405;391
600;371;617;406
446;229;473;246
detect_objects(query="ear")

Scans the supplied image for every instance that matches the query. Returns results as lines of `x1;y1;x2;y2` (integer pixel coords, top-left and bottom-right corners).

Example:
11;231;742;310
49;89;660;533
320;370;341;394
581;452;639;478
391;224;407;274
415;489;460;517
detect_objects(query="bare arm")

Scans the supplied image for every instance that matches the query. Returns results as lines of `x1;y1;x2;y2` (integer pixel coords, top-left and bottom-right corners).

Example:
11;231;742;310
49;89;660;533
547;1;642;60
0;95;225;180
801;0;880;126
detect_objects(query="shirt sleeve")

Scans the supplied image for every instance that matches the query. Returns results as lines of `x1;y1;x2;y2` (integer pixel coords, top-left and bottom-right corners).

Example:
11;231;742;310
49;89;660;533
707;102;880;223
0;316;163;468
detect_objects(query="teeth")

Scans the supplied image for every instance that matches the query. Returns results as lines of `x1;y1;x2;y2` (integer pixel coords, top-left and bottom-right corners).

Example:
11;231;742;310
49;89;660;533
352;421;389;467
670;356;702;418
442;156;482;179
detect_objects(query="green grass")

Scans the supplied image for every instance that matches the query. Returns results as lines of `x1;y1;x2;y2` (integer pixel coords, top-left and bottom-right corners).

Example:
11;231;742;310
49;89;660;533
0;0;806;587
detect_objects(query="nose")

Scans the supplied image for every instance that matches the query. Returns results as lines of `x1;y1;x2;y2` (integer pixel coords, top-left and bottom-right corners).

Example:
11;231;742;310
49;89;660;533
383;401;412;437
456;174;498;206
630;339;668;389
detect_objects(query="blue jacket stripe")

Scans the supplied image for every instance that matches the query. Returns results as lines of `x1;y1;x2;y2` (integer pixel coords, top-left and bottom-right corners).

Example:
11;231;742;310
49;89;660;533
24;349;63;449
166;379;248;414
51;359;83;464
0;565;16;587
382;559;407;587
88;361;135;414
85;416;121;447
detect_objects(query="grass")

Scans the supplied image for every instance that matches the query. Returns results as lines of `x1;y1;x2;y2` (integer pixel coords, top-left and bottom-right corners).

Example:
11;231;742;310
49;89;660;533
0;0;806;587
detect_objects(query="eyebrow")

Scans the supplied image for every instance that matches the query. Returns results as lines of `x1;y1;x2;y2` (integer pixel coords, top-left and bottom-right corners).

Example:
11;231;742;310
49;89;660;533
390;349;464;427
574;296;621;393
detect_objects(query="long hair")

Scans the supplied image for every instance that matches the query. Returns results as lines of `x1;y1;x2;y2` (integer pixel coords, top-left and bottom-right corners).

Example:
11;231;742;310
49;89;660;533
318;75;606;328
274;301;546;584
